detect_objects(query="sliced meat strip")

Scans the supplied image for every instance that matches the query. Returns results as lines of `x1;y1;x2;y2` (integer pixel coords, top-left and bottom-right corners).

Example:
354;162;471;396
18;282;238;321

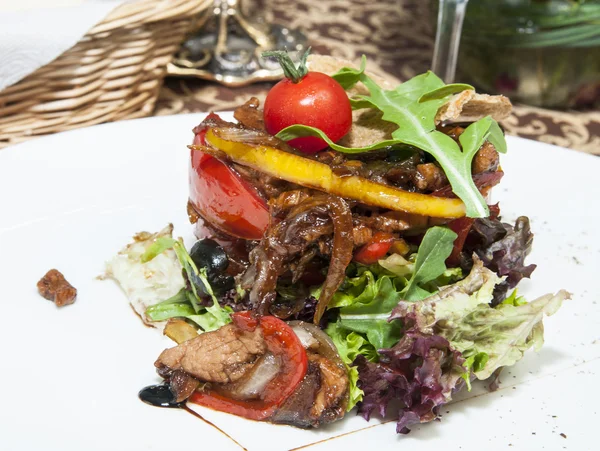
155;323;266;384
246;194;353;323
270;352;348;428
269;189;312;216
270;361;321;428
168;370;201;403
309;352;349;423
356;212;410;233
352;223;373;246
233;97;266;131
473;141;500;174
414;163;448;191
233;164;294;199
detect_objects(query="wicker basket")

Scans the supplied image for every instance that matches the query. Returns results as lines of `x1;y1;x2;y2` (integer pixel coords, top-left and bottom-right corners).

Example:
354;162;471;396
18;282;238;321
0;0;211;148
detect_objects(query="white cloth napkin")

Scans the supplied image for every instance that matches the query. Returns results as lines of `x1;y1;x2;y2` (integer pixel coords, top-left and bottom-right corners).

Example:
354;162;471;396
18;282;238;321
0;0;125;91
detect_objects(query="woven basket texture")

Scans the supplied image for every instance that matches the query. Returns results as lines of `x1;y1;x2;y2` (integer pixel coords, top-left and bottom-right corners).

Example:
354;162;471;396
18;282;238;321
0;0;211;148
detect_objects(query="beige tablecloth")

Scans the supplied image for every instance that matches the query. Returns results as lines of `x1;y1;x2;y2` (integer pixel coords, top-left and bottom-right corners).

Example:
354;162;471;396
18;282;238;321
155;0;600;154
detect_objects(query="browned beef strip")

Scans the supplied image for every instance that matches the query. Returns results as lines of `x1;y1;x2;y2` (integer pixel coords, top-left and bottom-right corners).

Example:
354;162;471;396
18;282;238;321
352;223;373;246
414;163;448;191
308;352;348;422
355;212;410;233
233;97;266;131
169;370;201;403
269;190;312;216
234;164;296;199
155;323;266;384
246;195;354;323
271;351;348;428
271;361;321;428
37;269;77;307
473;141;500;174
192;111;235;134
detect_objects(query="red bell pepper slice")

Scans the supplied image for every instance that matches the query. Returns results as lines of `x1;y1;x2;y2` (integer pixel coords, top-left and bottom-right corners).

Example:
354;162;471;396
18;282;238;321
189;114;270;240
353;232;395;265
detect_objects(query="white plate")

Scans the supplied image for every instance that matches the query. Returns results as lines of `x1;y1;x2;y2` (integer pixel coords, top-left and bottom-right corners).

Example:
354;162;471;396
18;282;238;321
0;113;598;451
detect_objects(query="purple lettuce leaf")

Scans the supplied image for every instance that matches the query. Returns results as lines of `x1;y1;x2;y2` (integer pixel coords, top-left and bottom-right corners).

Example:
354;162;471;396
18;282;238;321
354;322;466;434
461;216;536;305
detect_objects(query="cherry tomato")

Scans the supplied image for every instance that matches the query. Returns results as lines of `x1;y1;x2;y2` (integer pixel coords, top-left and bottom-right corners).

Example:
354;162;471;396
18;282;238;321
189;312;308;420
264;72;352;154
189;114;270;240
353;232;396;265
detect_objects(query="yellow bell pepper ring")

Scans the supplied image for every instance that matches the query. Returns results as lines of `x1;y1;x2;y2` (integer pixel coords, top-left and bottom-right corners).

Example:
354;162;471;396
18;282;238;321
197;128;467;219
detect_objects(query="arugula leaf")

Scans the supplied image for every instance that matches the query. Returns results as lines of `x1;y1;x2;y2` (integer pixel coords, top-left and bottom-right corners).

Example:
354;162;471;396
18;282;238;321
402;226;457;301
487;119;508;154
418;83;474;102
277;65;506;217
332;55;367;89
322;229;458;351
275;124;398;154
195;266;232;329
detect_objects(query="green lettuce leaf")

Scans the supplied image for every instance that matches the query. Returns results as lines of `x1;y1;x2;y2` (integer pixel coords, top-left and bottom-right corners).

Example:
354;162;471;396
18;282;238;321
325;320;375;411
346;365;363;411
276;62;506;217
141;238;231;332
502;289;527;306
322;226;458;351
336;274;403;350
390;258;571;380
326;320;379;363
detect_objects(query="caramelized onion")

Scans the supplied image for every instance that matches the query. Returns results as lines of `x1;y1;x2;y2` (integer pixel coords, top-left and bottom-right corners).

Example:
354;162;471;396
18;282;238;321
219;352;282;400
216;127;295;153
247;194;353;323
289;321;344;368
304;197;353;324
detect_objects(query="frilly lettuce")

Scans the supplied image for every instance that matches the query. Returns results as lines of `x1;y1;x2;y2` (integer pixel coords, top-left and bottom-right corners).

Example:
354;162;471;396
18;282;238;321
320;224;568;432
390;257;570;380
357;257;569;432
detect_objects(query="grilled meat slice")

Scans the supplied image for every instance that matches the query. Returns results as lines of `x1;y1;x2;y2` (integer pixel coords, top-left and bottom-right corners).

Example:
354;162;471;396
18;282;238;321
155;323;266;384
271;361;321;428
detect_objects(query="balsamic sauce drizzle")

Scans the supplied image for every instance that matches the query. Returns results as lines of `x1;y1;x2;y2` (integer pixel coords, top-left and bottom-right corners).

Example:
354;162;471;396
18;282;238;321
138;384;183;408
138;384;248;450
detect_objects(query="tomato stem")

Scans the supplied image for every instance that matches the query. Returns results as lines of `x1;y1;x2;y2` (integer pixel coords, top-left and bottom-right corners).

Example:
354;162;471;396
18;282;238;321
262;47;311;83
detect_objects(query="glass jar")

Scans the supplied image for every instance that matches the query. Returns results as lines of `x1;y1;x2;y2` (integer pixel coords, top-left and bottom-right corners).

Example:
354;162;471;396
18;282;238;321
457;0;600;109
